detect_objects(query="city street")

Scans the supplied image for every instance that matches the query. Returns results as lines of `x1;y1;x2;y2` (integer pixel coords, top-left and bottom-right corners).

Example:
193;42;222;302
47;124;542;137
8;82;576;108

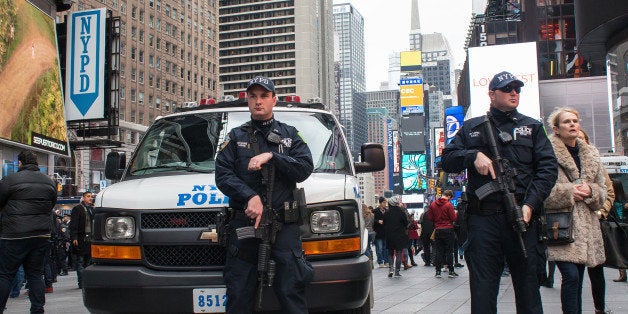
5;258;628;313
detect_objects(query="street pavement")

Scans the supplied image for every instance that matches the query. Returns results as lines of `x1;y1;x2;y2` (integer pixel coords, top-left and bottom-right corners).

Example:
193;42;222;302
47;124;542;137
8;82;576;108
5;259;628;313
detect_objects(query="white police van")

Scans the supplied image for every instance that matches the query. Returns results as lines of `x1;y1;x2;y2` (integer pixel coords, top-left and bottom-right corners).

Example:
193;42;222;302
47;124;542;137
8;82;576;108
83;97;384;313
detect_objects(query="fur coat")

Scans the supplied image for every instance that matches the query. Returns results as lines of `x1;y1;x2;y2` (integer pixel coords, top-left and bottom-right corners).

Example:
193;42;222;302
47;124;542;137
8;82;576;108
545;135;606;267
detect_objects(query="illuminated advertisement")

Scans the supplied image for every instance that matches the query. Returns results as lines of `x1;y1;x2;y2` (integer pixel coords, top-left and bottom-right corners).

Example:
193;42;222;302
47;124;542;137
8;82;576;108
402;153;427;192
468;42;540;120
400;115;426;152
0;0;69;155
393;130;400;173
65;8;107;121
445;106;464;145
434;127;445;157
387;118;394;190
400;82;424;114
400;51;422;71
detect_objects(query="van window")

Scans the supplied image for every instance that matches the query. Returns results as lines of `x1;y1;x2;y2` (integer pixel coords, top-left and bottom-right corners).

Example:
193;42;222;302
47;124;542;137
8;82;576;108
126;111;351;177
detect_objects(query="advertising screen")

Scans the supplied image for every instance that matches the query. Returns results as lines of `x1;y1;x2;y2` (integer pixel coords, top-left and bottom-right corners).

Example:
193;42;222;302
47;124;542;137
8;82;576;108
400;51;422;71
445;106;464;145
402;153;427;192
0;0;69;155
400;115;426;152
468;42;540;120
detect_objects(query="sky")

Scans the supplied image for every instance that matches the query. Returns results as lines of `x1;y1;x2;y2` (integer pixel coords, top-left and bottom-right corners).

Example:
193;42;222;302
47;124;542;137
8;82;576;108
333;0;473;91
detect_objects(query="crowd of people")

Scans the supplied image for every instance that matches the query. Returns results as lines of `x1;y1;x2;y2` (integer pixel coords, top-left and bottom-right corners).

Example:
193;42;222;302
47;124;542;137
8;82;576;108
362;190;467;279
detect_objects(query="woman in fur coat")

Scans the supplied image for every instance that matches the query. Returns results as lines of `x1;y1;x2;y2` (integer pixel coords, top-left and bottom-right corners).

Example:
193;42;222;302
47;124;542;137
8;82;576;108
545;107;607;314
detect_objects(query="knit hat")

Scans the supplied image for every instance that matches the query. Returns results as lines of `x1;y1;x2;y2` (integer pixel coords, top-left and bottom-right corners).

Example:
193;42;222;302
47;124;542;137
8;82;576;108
388;195;401;207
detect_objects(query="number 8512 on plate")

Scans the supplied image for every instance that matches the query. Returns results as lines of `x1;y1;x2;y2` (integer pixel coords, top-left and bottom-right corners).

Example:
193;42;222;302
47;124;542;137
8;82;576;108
193;288;227;313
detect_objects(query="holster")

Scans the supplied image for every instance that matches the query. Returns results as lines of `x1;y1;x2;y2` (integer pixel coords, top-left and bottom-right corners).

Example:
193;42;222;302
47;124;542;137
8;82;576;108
216;207;231;247
284;187;306;224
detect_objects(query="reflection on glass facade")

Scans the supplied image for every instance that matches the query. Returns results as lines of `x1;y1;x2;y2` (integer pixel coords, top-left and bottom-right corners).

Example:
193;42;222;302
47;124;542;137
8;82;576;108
536;0;586;79
608;41;628;155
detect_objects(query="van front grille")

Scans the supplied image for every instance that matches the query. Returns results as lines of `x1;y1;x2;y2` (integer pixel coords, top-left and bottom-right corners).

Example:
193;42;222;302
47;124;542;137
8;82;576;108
141;211;217;229
144;245;226;268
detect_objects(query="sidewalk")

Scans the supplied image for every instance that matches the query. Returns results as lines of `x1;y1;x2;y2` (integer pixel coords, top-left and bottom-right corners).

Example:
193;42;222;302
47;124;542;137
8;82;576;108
371;258;628;313
5;262;628;313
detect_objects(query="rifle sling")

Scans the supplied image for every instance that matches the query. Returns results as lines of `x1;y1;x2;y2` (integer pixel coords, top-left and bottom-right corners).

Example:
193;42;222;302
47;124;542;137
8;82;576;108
247;123;275;212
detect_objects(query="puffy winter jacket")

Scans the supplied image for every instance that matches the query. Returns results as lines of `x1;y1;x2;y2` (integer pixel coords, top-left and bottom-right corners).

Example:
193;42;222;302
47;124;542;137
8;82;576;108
0;164;57;239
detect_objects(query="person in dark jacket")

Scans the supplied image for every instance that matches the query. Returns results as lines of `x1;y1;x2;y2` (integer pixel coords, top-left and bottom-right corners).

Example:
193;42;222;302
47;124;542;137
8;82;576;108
441;71;558;314
0;150;57;313
428;190;458;278
419;206;435;266
215;76;314;313
372;197;389;267
383;195;409;278
69;191;94;289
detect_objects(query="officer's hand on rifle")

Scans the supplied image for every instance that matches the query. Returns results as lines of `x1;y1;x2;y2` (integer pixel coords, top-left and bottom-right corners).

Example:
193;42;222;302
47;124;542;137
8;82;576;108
248;152;273;171
474;152;496;179
246;195;264;229
521;204;532;224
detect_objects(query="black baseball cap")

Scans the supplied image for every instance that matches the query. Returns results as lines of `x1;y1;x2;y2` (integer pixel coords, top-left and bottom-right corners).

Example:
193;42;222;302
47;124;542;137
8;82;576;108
246;76;275;93
488;71;524;90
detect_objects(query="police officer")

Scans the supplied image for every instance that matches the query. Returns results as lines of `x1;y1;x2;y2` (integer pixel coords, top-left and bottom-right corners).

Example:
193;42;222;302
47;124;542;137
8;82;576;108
216;76;314;313
441;71;557;313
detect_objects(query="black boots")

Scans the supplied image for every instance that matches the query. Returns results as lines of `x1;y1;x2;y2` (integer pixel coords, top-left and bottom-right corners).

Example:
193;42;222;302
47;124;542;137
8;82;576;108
614;269;627;282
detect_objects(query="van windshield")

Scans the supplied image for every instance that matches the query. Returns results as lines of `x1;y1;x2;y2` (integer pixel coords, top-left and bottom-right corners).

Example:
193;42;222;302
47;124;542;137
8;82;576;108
126;110;351;176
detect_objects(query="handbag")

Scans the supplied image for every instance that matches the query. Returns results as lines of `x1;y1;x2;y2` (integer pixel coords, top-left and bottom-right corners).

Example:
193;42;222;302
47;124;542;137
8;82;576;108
543;210;575;245
543;164;577;246
601;214;628;269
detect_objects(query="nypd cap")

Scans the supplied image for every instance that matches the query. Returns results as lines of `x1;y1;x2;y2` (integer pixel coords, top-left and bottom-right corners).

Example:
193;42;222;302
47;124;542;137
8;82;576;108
246;76;275;93
488;71;524;90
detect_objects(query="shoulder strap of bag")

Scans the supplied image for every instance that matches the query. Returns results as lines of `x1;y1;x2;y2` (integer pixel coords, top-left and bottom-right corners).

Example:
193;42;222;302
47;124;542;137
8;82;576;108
606;211;628;236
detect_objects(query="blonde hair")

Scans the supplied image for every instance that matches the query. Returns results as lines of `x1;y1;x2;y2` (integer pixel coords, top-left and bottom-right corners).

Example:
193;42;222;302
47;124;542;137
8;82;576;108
546;107;579;129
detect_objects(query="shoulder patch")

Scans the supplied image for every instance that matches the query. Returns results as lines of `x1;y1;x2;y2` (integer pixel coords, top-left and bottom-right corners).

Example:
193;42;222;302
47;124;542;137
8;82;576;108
219;134;231;152
297;131;307;143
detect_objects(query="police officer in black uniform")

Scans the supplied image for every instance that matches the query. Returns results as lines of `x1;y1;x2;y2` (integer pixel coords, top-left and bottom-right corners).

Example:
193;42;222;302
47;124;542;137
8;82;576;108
442;71;557;314
216;76;314;313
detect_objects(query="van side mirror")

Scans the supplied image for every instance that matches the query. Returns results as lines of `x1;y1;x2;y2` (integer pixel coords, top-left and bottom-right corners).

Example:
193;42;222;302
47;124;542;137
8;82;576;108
354;143;385;173
105;152;126;180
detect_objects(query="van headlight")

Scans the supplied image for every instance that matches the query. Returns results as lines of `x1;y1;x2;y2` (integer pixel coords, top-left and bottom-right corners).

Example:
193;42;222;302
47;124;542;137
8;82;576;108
311;210;341;233
105;217;135;239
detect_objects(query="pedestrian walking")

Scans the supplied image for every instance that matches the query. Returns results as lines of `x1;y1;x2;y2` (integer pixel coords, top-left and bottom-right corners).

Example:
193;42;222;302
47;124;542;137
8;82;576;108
0;150;58;313
383;196;409;278
428;190;458;278
373;197;389;268
441;71;558;313
545;107;607;314
69;191;94;289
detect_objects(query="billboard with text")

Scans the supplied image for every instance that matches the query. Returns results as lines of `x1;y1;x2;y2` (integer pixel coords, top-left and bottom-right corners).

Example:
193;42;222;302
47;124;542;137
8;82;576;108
0;0;69;155
468;42;540;120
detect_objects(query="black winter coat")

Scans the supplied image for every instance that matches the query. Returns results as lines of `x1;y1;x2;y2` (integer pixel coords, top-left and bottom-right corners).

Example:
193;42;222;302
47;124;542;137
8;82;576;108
0;164;57;239
383;205;409;251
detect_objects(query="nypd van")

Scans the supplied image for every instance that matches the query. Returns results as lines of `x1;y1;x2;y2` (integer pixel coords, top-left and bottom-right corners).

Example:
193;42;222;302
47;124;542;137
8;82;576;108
82;98;384;313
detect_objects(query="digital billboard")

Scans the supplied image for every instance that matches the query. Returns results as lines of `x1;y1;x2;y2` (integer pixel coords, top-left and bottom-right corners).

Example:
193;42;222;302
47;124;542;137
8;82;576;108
445;106;464;145
65;8;107;121
400;115;426;152
400;78;424;115
468;42;540;120
434;127;445;157
400;51;422;71
0;0;69;155
402;153;427;192
393;130;400;173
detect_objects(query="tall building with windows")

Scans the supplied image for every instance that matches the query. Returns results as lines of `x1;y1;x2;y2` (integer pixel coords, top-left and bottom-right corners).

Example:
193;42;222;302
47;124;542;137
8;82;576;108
333;3;367;159
218;0;335;106
366;107;394;198
60;0;220;191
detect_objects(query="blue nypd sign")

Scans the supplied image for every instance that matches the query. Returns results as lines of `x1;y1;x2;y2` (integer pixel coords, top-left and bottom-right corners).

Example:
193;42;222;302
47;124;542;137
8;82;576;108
65;9;106;121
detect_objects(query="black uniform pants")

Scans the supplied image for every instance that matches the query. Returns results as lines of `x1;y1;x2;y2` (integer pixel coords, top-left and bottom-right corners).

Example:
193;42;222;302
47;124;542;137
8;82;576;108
433;228;455;271
224;219;309;313
464;213;542;314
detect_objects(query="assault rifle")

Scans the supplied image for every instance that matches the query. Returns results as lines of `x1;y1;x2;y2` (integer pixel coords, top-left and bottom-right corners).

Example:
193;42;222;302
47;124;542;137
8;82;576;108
235;127;282;310
475;113;528;258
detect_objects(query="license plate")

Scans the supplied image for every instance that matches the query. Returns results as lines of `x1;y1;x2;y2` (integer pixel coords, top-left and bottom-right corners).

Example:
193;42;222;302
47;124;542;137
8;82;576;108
193;288;227;313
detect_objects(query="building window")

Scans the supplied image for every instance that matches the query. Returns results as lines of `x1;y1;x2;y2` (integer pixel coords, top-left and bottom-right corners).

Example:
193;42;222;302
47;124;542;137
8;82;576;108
130;89;136;102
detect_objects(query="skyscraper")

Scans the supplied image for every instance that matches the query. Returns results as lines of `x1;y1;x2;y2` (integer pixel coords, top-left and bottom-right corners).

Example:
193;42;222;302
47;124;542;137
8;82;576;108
218;0;335;106
333;3;367;159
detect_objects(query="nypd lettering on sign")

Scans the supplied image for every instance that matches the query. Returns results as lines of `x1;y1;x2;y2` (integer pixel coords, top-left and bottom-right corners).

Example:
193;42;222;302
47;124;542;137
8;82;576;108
65;9;106;121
